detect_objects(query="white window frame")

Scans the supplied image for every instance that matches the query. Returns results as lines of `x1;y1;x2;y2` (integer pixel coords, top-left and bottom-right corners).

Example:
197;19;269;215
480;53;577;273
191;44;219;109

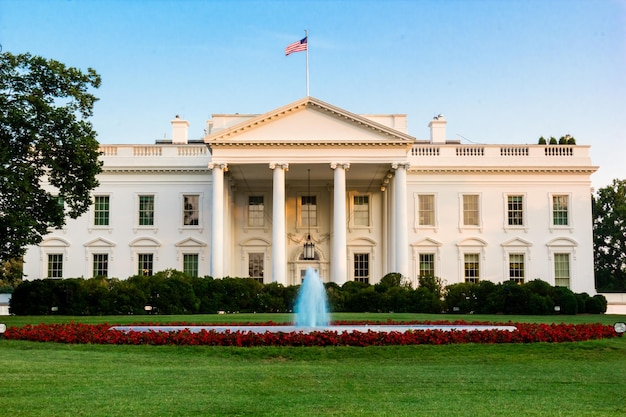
89;193;112;232
134;193;157;233
411;238;442;288
84;237;116;278
239;238;270;284
546;237;577;289
47;253;64;279
297;191;319;231
349;192;372;231
414;193;438;232
182;253;200;278
347;238;376;283
245;193;268;231
129;237;161;276
180;193;203;231
501;238;532;285
40;237;70;279
459;193;482;232
248;252;265;283
92;253;110;278
503;193;527;232
456;238;487;284
549;193;573;232
175;237;207;277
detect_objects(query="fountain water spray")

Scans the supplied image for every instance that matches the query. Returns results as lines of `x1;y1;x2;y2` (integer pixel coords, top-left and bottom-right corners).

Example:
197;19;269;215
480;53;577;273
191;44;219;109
294;267;329;327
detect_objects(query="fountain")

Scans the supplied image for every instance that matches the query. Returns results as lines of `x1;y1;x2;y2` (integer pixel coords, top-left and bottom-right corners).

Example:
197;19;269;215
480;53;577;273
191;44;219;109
294;267;329;327
110;268;517;334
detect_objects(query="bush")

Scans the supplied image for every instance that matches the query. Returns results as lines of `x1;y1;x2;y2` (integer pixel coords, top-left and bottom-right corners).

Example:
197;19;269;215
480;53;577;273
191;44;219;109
444;282;479;313
550;286;578;315
9;273;608;316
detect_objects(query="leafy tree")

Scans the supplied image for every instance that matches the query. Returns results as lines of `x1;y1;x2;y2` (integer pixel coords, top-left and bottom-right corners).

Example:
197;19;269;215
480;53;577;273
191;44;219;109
0;52;102;262
593;179;626;291
0;257;23;288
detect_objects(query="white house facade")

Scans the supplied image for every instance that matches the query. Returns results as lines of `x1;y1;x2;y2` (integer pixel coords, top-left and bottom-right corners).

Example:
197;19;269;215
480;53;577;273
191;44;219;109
23;97;599;294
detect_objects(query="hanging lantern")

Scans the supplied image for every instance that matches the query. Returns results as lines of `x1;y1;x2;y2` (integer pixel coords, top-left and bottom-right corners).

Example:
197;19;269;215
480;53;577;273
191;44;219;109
303;169;315;260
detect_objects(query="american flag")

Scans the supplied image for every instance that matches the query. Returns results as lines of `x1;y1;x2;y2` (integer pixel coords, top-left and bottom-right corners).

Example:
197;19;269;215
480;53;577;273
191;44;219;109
285;37;307;56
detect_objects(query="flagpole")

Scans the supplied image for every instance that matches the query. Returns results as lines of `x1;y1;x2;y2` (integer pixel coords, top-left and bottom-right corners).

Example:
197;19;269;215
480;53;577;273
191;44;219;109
305;29;309;97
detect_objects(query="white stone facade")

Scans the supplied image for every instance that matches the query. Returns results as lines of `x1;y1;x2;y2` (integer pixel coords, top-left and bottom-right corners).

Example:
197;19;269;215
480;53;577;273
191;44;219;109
23;97;598;294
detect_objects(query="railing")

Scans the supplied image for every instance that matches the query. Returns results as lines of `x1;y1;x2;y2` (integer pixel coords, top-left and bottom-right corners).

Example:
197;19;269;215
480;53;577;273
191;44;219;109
409;144;584;159
99;145;209;157
456;146;484;157
500;146;529;157
545;146;573;156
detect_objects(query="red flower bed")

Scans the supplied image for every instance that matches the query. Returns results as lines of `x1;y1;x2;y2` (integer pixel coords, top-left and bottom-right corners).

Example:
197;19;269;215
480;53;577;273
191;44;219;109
4;321;620;347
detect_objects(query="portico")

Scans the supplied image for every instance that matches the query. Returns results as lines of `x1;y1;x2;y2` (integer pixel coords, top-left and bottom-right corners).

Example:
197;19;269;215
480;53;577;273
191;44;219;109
205;96;414;284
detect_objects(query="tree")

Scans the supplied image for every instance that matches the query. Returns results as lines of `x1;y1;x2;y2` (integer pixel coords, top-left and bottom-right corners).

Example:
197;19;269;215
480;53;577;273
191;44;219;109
593;179;626;291
0;52;102;262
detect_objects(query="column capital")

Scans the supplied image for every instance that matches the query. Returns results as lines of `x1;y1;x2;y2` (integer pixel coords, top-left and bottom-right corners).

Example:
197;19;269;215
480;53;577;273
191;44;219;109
330;162;350;170
269;162;289;171
208;162;228;170
391;162;410;170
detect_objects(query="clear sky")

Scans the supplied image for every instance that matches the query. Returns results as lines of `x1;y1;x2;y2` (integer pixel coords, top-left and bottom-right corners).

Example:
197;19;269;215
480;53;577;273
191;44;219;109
1;0;624;189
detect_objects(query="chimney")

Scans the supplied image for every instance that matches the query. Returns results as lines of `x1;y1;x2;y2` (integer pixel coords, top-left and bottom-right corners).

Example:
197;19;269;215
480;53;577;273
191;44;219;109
171;115;189;144
428;114;447;144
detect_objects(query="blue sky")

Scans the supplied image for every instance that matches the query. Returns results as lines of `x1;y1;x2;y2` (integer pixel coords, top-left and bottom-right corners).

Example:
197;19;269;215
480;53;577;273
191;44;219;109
1;0;624;188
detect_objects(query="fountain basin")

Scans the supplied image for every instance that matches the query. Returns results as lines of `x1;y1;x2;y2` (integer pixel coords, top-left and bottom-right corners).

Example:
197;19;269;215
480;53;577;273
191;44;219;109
109;324;517;334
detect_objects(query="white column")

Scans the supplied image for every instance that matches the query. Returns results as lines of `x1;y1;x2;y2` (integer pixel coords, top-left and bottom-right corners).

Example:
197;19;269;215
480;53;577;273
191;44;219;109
209;163;227;278
270;163;288;285
393;162;409;278
331;162;349;285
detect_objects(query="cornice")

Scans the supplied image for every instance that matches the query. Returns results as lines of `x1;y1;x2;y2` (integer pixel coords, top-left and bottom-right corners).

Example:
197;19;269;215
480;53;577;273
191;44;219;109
102;167;211;174
209;141;412;148
409;167;598;174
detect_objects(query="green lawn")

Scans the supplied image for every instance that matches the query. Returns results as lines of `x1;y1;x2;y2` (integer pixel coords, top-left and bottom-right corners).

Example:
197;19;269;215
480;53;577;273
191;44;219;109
2;313;625;417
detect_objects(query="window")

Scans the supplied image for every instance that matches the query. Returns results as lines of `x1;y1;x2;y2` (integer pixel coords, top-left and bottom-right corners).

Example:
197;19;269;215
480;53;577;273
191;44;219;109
354;253;370;283
509;253;524;284
419;253;435;277
93;254;109;278
248;253;264;283
138;253;154;276
507;195;524;226
464;253;480;283
138;195;155;226
93;196;110;226
353;195;370;226
47;254;63;278
553;195;569;226
183;195;199;226
418;195;435;226
183;254;199;278
463;195;479;226
248;196;264;227
301;195;317;227
554;253;570;288
48;196;65;229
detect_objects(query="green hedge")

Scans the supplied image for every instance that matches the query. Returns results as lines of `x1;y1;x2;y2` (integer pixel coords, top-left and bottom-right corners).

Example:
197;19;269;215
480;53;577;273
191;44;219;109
8;272;607;316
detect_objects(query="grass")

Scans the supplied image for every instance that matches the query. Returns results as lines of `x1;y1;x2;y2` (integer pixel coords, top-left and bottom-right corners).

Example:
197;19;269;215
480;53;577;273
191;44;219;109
2;313;626;417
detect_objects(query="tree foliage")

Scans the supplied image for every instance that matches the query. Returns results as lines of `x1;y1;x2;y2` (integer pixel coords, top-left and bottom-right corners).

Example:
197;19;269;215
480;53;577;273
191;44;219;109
593;178;626;291
0;52;102;262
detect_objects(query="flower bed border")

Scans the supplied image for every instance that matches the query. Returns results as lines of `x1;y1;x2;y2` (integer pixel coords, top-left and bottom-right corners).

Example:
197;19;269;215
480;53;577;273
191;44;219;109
4;320;621;347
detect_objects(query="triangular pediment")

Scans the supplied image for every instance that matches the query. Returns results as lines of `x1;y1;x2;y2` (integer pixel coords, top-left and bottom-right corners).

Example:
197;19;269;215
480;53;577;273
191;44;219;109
175;237;208;248
412;238;443;247
205;96;415;147
84;237;116;248
501;237;532;248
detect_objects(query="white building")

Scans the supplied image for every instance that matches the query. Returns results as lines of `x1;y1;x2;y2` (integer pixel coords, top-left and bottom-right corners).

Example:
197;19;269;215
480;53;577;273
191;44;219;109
23;97;598;294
